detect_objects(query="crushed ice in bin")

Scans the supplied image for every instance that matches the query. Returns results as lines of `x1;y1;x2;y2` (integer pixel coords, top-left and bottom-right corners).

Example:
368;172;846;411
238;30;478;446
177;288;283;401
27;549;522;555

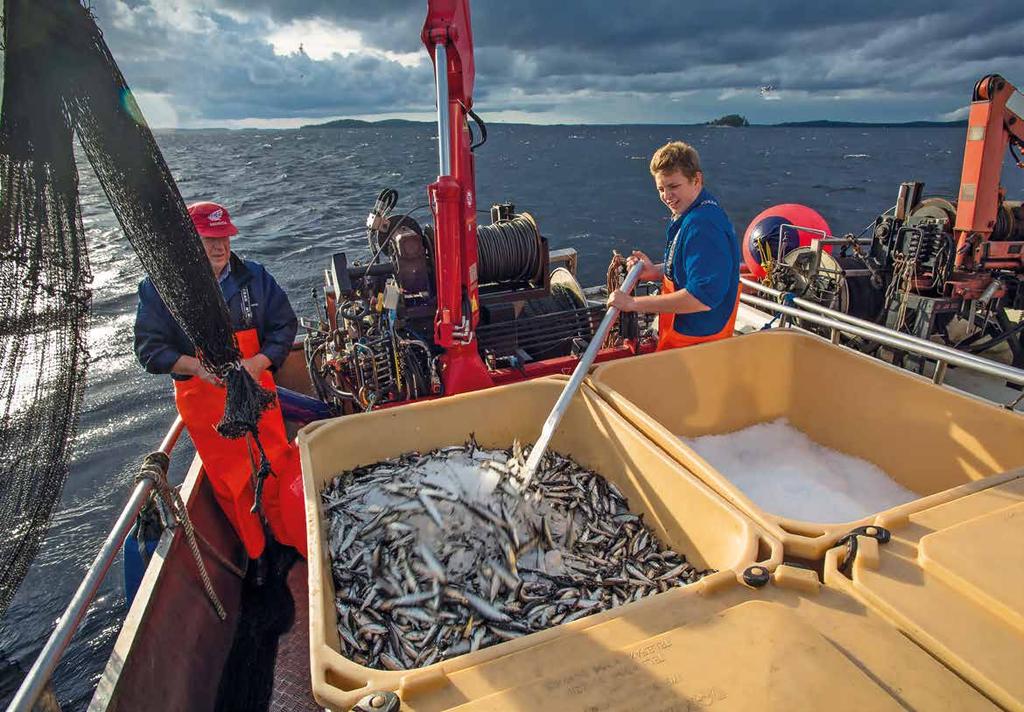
321;438;713;671
682;418;918;522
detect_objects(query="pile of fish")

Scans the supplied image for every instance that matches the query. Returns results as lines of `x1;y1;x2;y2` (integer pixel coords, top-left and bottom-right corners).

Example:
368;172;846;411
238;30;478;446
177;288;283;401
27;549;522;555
322;440;712;670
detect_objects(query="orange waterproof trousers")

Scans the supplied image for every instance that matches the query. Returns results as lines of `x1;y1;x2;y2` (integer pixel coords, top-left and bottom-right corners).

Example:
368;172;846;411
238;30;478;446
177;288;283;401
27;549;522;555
173;329;306;559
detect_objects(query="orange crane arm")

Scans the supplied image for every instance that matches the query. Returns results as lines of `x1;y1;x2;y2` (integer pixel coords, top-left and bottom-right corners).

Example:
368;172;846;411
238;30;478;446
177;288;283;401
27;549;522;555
953;74;1024;271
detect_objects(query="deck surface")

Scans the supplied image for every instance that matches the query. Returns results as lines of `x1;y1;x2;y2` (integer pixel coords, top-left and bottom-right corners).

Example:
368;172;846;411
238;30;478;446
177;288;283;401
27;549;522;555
270;560;321;712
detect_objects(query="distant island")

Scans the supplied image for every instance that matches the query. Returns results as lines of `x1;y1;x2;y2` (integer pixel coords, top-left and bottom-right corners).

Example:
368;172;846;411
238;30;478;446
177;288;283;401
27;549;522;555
707;114;750;127
298;117;969;130
300;118;430;129
774;119;968;128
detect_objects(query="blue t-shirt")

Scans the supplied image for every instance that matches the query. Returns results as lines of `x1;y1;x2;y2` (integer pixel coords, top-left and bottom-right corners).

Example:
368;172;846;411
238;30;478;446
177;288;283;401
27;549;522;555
663;189;740;337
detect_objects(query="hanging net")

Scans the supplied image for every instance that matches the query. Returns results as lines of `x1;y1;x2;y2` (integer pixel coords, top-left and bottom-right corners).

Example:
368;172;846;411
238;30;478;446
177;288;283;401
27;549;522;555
0;0;274;616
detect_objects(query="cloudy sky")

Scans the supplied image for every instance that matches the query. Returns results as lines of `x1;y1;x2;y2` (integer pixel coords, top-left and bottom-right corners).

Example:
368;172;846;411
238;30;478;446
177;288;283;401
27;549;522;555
87;0;1024;128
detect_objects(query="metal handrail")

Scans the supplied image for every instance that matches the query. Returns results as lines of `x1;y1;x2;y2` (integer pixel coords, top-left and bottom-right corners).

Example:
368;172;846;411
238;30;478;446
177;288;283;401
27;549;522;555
740;290;1024;389
7;416;186;712
741;276;1019;374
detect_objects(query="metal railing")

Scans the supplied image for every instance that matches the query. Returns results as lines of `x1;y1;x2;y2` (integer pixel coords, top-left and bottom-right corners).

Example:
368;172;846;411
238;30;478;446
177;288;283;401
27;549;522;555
740;278;1024;391
7;416;186;712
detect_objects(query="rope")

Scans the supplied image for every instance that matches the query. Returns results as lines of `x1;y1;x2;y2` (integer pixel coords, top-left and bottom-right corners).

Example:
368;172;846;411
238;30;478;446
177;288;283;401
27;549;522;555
192;528;247;580
1007;390;1024;411
605;252;627;347
135;451;227;620
754;236;779;288
760;292;796;330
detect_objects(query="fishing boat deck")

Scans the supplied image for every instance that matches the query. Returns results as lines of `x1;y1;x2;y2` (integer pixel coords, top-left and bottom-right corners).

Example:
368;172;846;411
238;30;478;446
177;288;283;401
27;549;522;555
84;324;1024;712
91;446;321;712
270;561;319;712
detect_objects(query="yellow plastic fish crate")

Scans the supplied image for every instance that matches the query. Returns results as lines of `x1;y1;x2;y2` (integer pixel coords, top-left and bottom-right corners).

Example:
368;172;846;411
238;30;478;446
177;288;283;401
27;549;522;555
297;377;781;711
824;473;1024;711
589;329;1024;559
441;566;997;711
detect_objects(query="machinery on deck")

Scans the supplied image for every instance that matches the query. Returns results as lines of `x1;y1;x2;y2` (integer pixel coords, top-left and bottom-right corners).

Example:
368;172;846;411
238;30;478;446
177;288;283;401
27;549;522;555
302;1;650;413
750;74;1024;369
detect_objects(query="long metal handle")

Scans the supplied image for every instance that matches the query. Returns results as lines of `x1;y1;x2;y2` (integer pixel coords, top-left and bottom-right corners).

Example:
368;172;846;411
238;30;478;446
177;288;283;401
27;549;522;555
7;416;185;712
520;261;645;486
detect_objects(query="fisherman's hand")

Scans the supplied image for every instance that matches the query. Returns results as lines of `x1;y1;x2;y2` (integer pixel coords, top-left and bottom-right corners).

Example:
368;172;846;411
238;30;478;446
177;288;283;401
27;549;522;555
172;355;223;387
628;251;660;282
195;366;224;387
241;354;272;383
607;290;636;312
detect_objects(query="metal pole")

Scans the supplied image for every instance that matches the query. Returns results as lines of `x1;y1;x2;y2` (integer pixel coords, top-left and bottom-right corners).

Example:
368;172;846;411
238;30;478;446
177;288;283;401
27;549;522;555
741;292;1024;388
7;417;184;712
433;43;451;177
740;276;1016;378
520;261;645;487
157;415;185;454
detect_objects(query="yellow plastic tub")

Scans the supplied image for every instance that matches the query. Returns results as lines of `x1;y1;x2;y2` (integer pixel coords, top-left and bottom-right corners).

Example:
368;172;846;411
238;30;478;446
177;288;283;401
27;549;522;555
589;329;1024;559
297;378;781;711
393;566;995;711
824;473;1024;712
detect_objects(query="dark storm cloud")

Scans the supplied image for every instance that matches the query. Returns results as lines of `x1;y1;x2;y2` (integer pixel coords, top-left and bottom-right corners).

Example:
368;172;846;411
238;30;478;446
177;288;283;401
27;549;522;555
88;0;1024;126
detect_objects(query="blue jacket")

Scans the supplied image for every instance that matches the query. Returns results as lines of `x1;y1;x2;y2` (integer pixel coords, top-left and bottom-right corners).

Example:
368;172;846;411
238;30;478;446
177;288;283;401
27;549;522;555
663;188;740;336
134;254;297;379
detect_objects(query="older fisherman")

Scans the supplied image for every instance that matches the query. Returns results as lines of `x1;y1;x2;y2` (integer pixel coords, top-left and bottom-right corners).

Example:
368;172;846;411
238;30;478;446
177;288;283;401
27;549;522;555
134;201;306;560
608;141;740;350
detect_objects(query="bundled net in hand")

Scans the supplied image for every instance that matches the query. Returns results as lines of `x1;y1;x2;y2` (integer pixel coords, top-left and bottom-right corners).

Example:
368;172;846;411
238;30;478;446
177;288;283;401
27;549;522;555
0;0;274;616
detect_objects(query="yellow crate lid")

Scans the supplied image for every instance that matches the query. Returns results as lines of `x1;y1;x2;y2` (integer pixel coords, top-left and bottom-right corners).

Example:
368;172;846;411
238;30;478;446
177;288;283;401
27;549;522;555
393;568;992;711
825;475;1024;711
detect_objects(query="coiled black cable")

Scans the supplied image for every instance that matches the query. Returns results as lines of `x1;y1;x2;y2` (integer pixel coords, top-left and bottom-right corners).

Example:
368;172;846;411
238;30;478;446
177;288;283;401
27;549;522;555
476;212;542;284
367;188;399;253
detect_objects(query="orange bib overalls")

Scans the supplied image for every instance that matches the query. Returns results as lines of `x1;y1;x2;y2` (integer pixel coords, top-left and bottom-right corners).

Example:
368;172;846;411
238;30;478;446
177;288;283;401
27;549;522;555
656;281;739;351
173;328;306;559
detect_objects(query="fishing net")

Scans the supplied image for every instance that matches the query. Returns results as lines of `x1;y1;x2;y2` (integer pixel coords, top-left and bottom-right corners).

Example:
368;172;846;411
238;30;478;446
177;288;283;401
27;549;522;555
0;0;274;616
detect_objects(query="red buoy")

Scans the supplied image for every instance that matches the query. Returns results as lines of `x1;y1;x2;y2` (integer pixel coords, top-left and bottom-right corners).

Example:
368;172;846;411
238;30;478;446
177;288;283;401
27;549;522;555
742;204;831;279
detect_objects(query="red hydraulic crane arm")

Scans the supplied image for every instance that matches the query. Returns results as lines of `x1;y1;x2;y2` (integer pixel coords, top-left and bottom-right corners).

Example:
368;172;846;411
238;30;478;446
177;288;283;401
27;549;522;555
421;0;492;394
953;74;1024;273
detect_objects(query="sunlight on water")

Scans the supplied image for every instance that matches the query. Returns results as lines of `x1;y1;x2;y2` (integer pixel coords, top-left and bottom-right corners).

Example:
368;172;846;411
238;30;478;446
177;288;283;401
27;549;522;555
85;313;134;378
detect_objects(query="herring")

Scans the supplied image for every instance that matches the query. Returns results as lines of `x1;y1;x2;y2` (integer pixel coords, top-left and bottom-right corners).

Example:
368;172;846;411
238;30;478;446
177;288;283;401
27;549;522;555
320;439;712;671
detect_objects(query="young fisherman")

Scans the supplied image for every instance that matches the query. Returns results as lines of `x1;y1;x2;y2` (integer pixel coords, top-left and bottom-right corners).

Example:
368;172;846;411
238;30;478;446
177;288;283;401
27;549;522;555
608;141;740;349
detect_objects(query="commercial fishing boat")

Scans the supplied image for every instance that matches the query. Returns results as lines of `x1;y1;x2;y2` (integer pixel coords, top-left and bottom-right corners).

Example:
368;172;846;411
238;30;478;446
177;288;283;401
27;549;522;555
7;1;1024;711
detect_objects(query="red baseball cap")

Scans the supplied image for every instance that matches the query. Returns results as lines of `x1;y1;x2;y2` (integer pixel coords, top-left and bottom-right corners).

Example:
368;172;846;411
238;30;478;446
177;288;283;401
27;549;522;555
187;201;238;238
